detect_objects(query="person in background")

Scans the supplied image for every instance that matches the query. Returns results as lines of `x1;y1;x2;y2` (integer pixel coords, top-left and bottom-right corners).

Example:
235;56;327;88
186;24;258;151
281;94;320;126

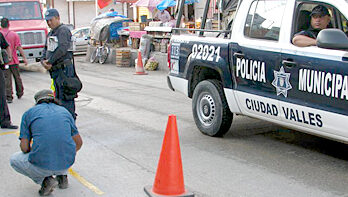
23;8;34;19
155;9;171;23
0;18;28;103
0;30;17;129
292;5;331;47
41;8;78;119
10;89;82;196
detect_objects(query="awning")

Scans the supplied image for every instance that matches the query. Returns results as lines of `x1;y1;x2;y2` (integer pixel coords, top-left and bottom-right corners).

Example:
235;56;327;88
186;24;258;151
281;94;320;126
116;0;138;3
66;0;94;1
133;0;162;8
156;0;199;11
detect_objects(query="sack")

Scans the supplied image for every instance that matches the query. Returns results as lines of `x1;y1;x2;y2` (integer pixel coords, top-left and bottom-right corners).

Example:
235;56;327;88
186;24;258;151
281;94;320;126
60;72;83;98
57;60;83;99
144;57;159;71
0;49;10;65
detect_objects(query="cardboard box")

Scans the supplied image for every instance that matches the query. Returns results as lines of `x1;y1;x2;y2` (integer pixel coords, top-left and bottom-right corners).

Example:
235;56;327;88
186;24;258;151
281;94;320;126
129;22;146;31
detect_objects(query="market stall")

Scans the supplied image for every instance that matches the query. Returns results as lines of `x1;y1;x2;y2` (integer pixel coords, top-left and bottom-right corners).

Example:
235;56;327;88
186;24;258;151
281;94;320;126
144;25;171;53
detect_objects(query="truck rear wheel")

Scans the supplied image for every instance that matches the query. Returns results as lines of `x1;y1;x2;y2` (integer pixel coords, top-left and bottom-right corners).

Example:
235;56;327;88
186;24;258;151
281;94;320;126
192;79;233;137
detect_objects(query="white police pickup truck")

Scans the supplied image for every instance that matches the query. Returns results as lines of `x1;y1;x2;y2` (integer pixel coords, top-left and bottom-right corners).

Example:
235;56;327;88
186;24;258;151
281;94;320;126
167;0;348;142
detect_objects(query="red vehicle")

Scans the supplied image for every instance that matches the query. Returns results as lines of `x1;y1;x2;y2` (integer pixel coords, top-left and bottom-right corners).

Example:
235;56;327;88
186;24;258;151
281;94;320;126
0;0;47;61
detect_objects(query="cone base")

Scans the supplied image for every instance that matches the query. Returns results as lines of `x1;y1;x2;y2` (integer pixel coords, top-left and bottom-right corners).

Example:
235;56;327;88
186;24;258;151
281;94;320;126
144;185;194;197
134;72;148;75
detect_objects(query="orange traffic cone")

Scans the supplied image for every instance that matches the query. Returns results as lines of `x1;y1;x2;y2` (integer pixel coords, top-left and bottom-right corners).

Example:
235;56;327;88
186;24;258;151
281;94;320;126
134;50;148;75
144;115;194;197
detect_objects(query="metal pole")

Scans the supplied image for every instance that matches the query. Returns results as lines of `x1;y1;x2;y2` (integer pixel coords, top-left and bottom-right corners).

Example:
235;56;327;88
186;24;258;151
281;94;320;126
175;0;185;29
218;10;220;30
199;0;211;36
95;0;98;16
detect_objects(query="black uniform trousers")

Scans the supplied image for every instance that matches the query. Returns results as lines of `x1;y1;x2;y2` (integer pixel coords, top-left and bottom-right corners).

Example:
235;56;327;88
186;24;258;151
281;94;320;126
51;61;76;119
4;64;24;101
0;69;11;126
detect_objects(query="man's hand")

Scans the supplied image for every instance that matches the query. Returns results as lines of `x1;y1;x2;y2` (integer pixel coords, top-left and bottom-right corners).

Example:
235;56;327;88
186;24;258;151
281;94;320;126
41;60;52;70
72;134;83;152
20;138;30;153
23;58;28;66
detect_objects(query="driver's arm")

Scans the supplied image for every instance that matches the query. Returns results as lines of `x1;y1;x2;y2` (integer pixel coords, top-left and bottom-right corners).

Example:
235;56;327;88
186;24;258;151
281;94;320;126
292;35;317;47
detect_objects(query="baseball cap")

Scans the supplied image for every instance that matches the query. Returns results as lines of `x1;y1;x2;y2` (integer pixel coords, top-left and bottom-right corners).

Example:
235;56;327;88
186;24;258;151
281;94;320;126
34;89;55;103
45;8;59;20
310;5;330;17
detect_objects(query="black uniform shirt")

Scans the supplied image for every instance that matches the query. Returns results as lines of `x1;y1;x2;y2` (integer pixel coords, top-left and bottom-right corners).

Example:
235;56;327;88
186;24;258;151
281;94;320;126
42;24;73;65
295;26;321;39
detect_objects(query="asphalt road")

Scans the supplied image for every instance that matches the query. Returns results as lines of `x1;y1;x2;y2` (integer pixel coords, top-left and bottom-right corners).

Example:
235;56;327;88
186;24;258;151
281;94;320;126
1;56;348;197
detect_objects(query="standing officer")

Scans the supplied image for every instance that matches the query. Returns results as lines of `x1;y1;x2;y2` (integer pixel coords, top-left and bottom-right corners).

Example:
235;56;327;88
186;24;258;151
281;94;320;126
0;31;17;129
41;8;77;119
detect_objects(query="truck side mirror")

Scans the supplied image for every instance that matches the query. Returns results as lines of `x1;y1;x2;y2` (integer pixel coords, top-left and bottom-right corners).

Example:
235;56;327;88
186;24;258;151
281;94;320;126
317;29;348;50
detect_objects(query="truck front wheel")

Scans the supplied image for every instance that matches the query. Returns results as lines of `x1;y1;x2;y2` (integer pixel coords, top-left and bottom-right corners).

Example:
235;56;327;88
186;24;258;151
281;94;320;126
192;79;233;137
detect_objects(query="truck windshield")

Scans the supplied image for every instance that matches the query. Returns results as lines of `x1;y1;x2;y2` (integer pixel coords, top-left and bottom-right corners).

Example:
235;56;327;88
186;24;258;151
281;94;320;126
0;1;42;20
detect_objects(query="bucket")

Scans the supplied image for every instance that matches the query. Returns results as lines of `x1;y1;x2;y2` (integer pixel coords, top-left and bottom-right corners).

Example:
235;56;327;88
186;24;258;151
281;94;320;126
140;15;147;23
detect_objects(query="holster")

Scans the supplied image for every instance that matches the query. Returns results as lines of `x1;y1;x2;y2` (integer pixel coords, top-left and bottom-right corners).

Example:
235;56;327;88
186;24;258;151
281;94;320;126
51;59;72;72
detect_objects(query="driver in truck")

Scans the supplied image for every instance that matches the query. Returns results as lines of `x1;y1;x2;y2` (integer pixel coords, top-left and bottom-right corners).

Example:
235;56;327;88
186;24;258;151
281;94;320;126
292;5;331;47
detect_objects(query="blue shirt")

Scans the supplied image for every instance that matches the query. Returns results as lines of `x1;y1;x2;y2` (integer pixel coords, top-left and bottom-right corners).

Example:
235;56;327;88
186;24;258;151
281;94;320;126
20;103;78;171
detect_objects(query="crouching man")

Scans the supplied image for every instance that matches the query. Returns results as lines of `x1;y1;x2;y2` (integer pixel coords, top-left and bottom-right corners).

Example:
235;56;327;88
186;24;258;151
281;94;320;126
10;89;83;196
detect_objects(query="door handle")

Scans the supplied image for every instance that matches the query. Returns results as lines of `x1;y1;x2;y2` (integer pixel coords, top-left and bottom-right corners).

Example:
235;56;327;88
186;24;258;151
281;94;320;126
234;52;244;58
282;60;297;67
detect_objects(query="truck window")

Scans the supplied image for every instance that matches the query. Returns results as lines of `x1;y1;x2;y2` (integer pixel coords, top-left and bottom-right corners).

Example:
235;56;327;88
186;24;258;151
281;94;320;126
244;0;286;41
293;3;335;36
0;1;42;20
291;2;348;46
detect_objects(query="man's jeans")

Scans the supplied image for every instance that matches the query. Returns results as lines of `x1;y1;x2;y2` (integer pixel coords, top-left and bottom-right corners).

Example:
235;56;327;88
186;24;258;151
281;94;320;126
10;152;68;185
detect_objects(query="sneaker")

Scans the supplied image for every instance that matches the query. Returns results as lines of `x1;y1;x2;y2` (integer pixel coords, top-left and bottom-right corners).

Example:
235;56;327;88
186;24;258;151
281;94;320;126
1;124;18;129
56;175;68;189
6;99;12;103
38;176;58;196
17;94;23;99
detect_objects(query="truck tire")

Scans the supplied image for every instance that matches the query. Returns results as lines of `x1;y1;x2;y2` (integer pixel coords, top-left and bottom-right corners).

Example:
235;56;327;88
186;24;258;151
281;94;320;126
192;79;233;137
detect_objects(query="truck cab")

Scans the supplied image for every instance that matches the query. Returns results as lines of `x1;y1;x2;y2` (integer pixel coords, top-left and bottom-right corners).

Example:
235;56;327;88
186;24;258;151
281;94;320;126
0;0;47;61
168;0;348;143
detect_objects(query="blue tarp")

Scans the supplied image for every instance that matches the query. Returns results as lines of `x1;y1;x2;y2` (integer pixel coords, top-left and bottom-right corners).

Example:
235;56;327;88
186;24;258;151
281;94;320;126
109;19;132;40
93;11;127;21
156;0;176;10
156;0;199;10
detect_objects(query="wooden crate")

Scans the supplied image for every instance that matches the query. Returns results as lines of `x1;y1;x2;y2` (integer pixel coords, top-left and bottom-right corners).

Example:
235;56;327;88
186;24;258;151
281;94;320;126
116;59;130;67
140;23;146;31
115;48;131;67
212;20;220;30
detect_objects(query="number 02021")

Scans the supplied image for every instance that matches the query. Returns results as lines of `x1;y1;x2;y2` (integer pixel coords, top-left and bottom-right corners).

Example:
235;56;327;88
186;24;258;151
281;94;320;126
191;44;221;62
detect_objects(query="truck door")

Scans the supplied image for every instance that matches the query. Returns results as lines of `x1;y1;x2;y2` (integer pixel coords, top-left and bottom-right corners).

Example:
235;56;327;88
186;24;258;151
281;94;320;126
231;0;287;122
281;2;348;138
